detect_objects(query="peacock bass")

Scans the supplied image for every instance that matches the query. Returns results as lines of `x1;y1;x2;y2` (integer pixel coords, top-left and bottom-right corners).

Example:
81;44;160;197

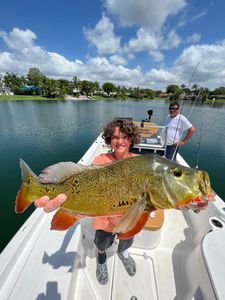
15;154;214;239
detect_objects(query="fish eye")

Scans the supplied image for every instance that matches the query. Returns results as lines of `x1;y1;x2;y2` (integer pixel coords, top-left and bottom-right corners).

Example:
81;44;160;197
172;168;183;177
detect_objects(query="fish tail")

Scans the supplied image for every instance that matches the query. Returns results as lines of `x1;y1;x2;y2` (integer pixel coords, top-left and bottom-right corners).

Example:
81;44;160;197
15;159;40;213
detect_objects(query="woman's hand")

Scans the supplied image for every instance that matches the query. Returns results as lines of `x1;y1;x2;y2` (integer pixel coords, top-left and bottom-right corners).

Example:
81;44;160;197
177;201;209;213
34;193;67;213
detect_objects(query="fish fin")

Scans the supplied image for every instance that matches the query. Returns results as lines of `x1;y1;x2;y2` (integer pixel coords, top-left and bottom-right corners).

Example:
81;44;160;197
51;208;80;230
113;193;148;236
15;159;39;213
118;212;150;240
20;159;38;180
39;162;104;183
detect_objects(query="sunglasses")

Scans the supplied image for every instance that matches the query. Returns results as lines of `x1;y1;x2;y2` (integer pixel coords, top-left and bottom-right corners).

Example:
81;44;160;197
169;107;179;111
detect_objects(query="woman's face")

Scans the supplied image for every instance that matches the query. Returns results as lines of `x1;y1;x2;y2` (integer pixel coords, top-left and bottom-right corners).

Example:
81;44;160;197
110;127;131;155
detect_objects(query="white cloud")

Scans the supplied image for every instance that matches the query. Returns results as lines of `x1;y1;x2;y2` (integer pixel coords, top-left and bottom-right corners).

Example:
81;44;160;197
0;51;18;73
1;28;225;91
187;33;201;44
126;28;161;52
109;54;127;65
162;30;181;49
105;0;186;30
172;41;225;88
190;9;207;23
127;53;135;60
146;68;178;85
177;14;187;28
82;1;187;64
0;27;37;50
149;50;164;62
83;15;121;55
125;28;181;59
84;56;142;86
0;28;83;76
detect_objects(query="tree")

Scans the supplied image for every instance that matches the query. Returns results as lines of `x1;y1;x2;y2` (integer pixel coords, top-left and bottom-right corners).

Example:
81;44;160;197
55;79;72;97
212;86;225;95
72;76;79;86
94;81;100;92
3;72;26;94
155;90;162;97
166;84;180;94
102;82;116;96
41;77;58;98
166;84;181;100
120;87;127;99
130;87;145;99
0;74;4;94
26;67;44;86
80;80;96;96
144;89;154;99
191;84;199;95
201;87;209;101
180;84;186;91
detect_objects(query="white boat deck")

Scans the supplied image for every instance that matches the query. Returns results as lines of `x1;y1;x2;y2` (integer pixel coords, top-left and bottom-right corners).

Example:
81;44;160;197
1;135;225;300
0;206;190;300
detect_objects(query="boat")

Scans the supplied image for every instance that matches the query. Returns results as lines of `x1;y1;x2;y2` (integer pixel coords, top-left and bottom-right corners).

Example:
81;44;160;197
0;123;225;300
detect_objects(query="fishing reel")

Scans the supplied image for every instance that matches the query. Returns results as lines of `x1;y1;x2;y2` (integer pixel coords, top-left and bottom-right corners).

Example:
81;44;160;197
141;109;153;127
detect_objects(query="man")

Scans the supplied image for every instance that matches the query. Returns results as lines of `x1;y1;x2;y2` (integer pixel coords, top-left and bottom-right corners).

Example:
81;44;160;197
164;102;195;160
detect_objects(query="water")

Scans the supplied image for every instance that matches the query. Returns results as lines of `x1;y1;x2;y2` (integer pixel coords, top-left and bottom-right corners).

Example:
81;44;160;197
1;99;225;253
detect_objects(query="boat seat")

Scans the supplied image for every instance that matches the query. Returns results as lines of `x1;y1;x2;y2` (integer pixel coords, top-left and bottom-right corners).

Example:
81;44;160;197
133;121;159;138
133;209;164;249
144;209;164;231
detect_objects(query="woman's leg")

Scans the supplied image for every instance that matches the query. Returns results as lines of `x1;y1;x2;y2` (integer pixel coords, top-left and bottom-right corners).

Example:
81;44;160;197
117;237;136;276
94;230;116;285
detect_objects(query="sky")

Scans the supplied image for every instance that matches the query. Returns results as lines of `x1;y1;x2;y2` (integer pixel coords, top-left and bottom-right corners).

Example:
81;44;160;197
1;0;225;91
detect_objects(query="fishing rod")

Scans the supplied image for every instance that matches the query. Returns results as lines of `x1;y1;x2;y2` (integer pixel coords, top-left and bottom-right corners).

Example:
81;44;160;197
170;61;202;162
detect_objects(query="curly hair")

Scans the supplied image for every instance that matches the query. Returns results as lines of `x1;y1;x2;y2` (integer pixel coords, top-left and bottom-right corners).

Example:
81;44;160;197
102;119;141;147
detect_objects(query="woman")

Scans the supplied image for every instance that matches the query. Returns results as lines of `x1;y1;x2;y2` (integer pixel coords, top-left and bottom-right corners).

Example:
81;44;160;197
35;119;141;285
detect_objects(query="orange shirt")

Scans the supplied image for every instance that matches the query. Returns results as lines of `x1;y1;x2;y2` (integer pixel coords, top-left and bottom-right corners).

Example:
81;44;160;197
92;152;137;232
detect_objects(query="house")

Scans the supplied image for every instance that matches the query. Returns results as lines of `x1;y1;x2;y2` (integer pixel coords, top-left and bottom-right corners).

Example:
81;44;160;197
0;86;13;95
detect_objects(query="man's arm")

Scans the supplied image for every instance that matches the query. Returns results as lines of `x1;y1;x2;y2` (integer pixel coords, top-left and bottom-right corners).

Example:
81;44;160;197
176;126;195;146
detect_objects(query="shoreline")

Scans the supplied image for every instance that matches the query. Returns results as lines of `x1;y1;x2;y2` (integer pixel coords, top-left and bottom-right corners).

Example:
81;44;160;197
64;95;91;100
1;95;224;103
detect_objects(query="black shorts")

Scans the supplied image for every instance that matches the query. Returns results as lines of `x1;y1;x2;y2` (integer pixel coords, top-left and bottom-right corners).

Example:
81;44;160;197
94;229;134;252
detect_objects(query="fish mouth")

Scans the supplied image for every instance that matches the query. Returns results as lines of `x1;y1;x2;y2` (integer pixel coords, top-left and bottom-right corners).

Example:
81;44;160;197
186;191;216;213
197;170;212;197
193;191;216;204
195;170;216;205
174;170;215;209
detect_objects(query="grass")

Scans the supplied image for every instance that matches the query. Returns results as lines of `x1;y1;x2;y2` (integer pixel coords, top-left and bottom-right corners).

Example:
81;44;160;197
0;95;64;100
0;94;168;101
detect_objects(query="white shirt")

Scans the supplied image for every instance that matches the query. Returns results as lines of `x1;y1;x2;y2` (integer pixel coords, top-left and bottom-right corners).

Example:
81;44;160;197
164;114;193;145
